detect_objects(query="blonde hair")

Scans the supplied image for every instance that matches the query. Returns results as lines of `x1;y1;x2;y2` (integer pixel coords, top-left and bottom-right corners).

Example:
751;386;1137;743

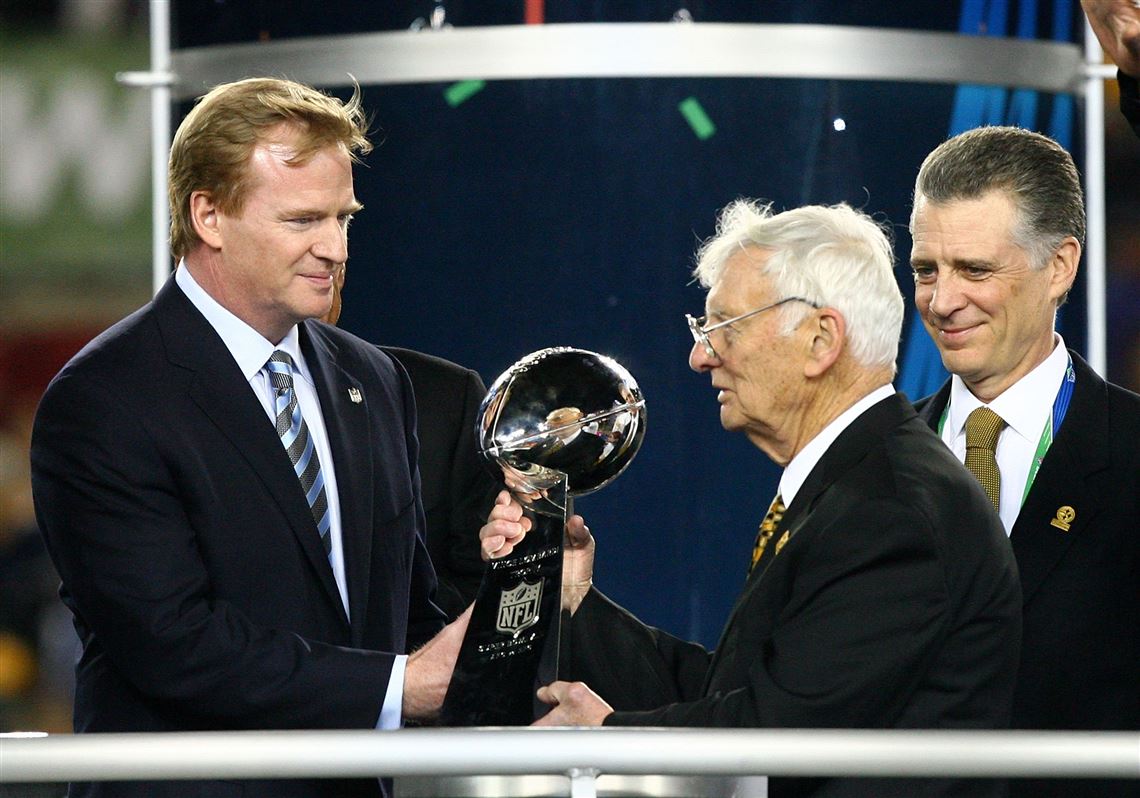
168;77;372;259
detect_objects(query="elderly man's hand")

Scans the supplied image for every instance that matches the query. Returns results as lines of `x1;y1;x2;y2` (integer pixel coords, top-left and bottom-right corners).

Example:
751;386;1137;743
532;680;614;726
561;513;595;614
1083;0;1140;75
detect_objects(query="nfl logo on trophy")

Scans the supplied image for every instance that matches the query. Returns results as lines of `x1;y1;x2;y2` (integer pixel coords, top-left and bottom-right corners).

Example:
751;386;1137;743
496;580;543;636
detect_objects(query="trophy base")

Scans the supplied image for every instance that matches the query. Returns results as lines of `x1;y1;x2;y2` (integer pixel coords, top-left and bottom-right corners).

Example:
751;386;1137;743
396;774;767;797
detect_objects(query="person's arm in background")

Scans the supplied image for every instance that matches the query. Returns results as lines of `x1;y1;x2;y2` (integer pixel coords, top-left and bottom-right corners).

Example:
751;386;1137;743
1082;0;1140;135
431;363;502;615
325;265;502;619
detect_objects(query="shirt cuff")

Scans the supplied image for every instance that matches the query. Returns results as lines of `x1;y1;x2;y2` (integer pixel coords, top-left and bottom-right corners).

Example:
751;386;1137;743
376;654;407;729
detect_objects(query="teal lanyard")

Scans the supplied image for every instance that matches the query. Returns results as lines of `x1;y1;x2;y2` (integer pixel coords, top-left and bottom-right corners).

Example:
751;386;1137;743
938;354;1075;507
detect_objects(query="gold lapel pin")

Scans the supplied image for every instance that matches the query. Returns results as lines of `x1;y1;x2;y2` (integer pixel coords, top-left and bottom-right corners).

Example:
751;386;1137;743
773;530;790;556
1049;505;1075;532
348;387;363;404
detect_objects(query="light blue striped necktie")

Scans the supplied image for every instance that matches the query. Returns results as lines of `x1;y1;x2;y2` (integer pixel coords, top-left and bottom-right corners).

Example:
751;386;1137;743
265;351;331;557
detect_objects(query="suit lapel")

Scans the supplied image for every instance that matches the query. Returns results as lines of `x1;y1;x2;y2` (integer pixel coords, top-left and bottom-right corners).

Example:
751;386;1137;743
1010;352;1110;604
780;393;912;532
921;357;1112;604
914;381;951;432
710;502;814;675
921;357;1111;605
301;323;374;646
156;283;348;625
707;394;911;679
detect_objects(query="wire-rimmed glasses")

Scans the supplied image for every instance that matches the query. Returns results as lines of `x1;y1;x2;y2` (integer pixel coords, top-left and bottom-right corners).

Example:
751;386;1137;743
686;297;821;359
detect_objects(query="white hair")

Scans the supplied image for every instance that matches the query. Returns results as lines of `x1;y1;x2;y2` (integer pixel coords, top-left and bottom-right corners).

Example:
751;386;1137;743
694;200;904;373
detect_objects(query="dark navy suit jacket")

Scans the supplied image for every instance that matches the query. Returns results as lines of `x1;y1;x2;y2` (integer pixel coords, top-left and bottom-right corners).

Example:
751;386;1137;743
31;279;445;797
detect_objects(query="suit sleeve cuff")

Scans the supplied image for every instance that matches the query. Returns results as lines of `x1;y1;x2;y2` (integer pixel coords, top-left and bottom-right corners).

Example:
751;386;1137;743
376;654;407;729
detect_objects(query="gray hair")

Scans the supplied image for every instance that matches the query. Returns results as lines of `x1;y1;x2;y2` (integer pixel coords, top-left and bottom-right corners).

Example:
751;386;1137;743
694;200;904;373
910;126;1084;269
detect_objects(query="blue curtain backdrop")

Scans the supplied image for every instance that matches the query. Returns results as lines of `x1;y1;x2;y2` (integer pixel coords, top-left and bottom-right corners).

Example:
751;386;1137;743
175;0;1083;646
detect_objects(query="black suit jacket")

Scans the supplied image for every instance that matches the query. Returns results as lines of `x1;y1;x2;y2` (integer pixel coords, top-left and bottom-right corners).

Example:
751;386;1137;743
916;350;1140;798
31;280;445;797
569;394;1022;798
1120;70;1140;138
380;347;501;620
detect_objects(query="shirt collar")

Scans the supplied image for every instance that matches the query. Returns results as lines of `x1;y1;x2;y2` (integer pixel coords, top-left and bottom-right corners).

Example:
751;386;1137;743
779;383;896;507
945;334;1068;444
175;264;312;385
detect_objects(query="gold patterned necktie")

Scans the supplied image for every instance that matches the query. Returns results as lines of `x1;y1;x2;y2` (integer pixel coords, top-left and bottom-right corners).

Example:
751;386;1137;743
964;406;1005;512
750;492;785;574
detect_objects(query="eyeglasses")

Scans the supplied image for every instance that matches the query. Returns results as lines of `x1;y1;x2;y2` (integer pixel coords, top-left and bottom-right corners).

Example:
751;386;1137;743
686;297;821;359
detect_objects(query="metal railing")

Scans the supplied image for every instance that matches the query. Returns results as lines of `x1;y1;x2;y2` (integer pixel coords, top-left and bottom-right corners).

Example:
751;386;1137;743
3;728;1138;797
118;2;1116;372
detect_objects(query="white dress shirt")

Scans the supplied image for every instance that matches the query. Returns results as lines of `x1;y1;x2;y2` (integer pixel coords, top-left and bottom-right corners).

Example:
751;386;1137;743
938;335;1069;534
174;266;406;728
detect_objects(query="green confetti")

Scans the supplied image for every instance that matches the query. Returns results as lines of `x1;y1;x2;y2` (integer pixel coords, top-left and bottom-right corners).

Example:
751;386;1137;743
444;80;486;107
678;97;716;140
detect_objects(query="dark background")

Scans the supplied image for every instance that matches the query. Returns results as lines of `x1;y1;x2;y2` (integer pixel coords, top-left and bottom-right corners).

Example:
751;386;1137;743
7;0;1133;746
171;0;1090;647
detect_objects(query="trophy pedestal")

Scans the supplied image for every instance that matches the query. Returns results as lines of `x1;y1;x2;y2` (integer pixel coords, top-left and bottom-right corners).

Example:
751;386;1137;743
440;477;567;726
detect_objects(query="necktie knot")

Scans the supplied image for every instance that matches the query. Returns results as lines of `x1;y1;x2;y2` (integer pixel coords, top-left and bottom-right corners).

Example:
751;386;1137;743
266;351;296;396
964;406;1004;512
965;406;1004;451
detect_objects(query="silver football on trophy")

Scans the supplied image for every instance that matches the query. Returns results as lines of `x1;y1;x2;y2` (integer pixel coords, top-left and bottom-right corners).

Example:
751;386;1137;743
478;347;647;497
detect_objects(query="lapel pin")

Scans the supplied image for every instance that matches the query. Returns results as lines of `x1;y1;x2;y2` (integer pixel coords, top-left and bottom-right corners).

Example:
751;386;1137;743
1049;505;1075;532
774;530;790;556
348;387;363;404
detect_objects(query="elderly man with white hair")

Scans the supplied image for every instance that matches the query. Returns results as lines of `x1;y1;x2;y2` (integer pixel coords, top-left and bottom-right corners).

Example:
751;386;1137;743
482;200;1022;798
